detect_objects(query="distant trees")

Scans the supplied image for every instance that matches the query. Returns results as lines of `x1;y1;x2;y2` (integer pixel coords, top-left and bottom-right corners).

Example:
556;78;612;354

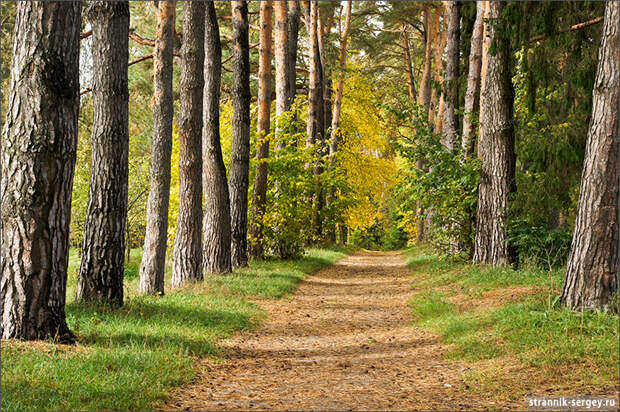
172;1;205;287
229;0;251;269
76;1;130;305
561;0;619;312
140;1;176;295
1;1;82;341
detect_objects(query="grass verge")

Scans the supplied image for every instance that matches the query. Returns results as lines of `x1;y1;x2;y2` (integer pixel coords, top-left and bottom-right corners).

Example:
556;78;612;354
406;247;619;405
1;247;348;411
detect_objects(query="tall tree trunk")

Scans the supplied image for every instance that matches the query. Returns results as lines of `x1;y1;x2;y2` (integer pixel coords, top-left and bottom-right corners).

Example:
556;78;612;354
561;1;619;312
76;1;129;306
171;0;205;287
402;25;416;103
0;1;81;342
417;6;433;109
441;1;460;151
461;0;484;157
274;0;291;131
473;1;516;266
287;0;301;105
478;0;492;152
229;0;251;269
331;0;352;142
432;10;447;133
139;1;175;295
249;0;273;260
307;0;324;242
415;6;433;243
329;0;352;244
203;0;232;275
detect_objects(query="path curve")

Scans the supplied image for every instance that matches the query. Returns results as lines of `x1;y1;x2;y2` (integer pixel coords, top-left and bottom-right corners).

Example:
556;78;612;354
166;250;480;411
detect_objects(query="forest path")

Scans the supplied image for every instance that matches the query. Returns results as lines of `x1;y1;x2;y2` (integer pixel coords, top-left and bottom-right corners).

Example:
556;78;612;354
166;250;481;411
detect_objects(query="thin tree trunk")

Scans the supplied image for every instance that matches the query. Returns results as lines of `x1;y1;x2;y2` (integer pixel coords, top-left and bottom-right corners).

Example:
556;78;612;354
274;0;290;133
402;24;416;103
287;0;301;106
561;1;619;312
249;0;273;260
442;1;460;151
417;6;433;109
140;1;175;295
171;0;205;287
76;1;129;306
229;0;251;269
331;0;352;142
0;1;81;342
478;0;491;153
203;0;232;275
462;0;484;157
432;10;447;133
473;1;517;267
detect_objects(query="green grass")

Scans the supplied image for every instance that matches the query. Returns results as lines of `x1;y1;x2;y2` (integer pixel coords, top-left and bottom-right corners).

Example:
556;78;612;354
406;247;619;397
1;247;348;411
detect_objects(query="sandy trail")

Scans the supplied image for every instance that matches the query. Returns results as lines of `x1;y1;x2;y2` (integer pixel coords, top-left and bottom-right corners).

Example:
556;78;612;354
166;250;482;411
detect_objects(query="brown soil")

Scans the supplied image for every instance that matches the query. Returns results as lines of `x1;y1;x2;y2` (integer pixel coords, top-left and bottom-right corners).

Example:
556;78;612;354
165;250;485;411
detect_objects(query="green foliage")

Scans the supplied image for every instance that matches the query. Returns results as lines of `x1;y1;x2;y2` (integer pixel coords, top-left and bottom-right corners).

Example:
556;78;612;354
1;247;347;411
507;218;572;269
390;101;480;255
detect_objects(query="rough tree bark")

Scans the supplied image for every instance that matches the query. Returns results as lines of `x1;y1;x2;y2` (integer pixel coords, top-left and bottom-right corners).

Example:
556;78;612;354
203;0;232;275
274;0;291;128
139;1;175;295
561;1;619;312
462;0;485;157
229;0;251;269
441;1;460;151
473;1;517;266
171;0;205;287
432;9;447;133
478;0;492;147
76;1;129;306
1;1;81;342
249;0;273;260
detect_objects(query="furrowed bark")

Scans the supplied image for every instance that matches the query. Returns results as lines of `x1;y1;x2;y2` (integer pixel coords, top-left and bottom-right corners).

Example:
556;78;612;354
473;1;517;266
249;0;273;260
172;0;205;287
203;0;232;275
417;6;433;109
287;0;301;105
462;0;485;157
1;1;81;342
77;1;129;306
561;1;619;312
140;1;175;295
229;0;251;269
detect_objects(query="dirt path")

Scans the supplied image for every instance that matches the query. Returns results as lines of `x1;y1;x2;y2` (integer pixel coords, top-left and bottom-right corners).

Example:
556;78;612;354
166;250;482;411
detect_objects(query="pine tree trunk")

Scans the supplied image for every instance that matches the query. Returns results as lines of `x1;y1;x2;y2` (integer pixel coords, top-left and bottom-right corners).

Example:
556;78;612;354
229;0;251;269
171;0;205;287
1;1;81;342
331;0;352;141
249;0;273;260
461;0;484;157
417;7;433;109
473;1;517;266
441;1;460;151
561;1;619;312
76;1;129;306
203;1;232;275
274;0;291;135
478;1;491;149
402;25;416;103
307;0;324;242
139;1;175;295
287;0;301;105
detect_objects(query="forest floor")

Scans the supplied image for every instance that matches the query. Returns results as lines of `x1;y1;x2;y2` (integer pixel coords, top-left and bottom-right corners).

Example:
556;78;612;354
166;249;618;411
165;250;486;410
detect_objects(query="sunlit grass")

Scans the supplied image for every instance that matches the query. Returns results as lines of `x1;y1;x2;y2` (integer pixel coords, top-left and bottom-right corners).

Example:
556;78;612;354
1;247;348;411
